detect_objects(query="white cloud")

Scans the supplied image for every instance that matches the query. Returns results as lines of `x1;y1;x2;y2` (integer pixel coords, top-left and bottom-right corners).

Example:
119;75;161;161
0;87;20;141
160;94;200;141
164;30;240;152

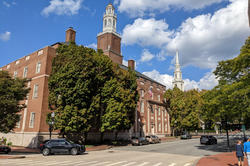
142;69;218;90
115;0;225;17
3;1;10;7
122;0;250;68
122;18;172;47
140;49;155;62
167;0;250;68
0;31;11;41
86;43;97;49
41;0;83;16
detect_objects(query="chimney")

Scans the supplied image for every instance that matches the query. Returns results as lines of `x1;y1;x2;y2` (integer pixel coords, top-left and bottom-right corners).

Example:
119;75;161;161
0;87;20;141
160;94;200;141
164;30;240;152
128;60;135;70
65;27;76;42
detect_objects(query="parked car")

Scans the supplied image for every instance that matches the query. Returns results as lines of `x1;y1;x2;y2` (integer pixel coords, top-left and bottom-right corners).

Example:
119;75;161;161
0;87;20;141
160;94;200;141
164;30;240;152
180;132;192;139
200;135;217;145
146;135;161;144
131;137;149;146
0;145;11;154
40;139;86;156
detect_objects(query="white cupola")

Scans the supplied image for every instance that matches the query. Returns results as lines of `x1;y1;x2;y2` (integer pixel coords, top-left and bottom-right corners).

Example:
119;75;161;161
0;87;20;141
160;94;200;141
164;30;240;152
103;3;117;33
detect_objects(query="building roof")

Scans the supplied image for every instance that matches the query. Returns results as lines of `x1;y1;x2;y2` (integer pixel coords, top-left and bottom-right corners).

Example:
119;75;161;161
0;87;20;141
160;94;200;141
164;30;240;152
119;64;166;88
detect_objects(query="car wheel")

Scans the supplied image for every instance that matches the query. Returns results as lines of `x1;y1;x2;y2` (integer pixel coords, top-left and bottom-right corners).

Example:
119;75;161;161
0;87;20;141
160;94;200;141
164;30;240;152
139;143;142;146
71;148;78;155
42;148;50;156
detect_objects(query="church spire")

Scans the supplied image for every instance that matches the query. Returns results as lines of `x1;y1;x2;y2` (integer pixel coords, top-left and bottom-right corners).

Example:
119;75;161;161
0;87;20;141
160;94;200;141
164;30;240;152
173;50;184;91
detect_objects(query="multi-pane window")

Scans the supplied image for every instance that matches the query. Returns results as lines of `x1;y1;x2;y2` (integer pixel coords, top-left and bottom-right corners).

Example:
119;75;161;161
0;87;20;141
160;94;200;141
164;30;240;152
36;62;41;73
37;50;43;56
158;123;161;132
13;71;18;78
23;67;28;78
16;115;22;128
29;112;35;128
158;107;161;116
158;95;160;101
25;56;30;61
141;89;144;98
140;101;144;113
33;84;38;98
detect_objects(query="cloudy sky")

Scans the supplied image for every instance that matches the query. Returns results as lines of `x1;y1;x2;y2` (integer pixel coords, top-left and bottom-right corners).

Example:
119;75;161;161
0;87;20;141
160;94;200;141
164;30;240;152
0;0;249;90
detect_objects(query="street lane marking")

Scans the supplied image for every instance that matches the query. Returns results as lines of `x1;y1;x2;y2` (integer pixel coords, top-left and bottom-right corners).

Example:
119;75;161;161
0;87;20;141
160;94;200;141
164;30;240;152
105;161;127;166
168;163;177;166
184;163;191;166
74;161;99;166
54;160;76;166
137;162;150;166
90;161;112;166
152;163;162;166
121;162;137;166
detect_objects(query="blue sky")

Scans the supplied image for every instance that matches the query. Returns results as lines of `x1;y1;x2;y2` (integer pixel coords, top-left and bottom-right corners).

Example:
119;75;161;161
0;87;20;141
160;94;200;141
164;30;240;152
0;0;249;90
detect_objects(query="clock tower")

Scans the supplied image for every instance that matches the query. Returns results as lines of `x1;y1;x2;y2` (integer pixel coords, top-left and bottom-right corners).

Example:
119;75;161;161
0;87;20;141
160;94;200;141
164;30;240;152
97;3;123;65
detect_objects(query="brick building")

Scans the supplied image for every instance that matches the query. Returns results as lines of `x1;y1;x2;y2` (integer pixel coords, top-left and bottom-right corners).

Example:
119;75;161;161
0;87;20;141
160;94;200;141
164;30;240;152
0;3;170;147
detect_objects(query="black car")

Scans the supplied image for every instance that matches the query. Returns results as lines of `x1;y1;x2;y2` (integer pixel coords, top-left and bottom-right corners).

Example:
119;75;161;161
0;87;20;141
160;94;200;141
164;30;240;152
0;145;11;154
131;137;149;146
40;139;86;156
200;135;217;145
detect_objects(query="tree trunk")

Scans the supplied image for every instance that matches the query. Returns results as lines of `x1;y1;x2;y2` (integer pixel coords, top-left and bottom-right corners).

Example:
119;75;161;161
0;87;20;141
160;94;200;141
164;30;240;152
100;132;104;143
226;123;230;151
115;131;118;141
84;132;88;144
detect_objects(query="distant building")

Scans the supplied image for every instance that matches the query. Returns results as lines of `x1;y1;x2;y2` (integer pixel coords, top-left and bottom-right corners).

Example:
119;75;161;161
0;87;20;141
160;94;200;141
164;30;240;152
0;3;170;147
173;51;184;91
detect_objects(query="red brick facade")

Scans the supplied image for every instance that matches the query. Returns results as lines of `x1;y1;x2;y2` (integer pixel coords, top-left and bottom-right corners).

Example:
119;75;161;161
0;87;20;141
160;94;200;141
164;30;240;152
0;5;170;147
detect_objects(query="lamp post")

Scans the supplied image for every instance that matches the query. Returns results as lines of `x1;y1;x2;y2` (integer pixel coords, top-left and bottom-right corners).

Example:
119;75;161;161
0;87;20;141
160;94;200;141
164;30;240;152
49;112;55;140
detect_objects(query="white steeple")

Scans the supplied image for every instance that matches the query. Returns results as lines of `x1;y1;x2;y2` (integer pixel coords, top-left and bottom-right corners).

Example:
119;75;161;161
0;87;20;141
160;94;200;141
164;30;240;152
103;3;117;33
173;50;184;91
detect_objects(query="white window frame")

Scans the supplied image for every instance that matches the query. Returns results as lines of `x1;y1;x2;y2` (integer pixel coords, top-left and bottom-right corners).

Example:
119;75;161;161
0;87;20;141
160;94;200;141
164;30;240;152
36;62;41;73
29;112;35;128
158;107;161;116
158;95;160;101
37;50;43;56
141;89;144;98
16;115;22;128
33;84;38;98
25;56;30;61
23;67;28;78
140;100;144;113
13;71;18;78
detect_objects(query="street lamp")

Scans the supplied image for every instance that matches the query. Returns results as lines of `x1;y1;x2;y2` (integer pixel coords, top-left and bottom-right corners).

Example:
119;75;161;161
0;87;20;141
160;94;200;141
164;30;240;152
49;112;55;140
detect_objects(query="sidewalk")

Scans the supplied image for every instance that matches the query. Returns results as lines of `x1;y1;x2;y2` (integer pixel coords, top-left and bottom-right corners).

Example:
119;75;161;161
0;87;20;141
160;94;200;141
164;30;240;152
196;152;248;166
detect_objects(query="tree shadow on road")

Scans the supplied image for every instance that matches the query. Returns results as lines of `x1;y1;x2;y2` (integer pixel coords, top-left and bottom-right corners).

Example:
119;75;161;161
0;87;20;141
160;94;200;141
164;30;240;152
195;138;238;153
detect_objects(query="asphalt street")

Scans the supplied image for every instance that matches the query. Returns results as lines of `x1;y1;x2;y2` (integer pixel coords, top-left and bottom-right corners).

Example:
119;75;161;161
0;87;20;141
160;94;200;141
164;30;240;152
0;138;224;166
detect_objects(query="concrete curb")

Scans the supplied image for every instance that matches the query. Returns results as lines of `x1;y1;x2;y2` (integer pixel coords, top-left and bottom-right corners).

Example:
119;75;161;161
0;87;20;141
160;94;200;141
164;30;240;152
0;155;26;159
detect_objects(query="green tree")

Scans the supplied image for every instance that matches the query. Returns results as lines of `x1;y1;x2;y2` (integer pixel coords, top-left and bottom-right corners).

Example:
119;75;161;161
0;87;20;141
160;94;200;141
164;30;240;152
0;71;29;133
48;43;114;143
100;68;139;140
164;87;202;135
203;37;250;126
202;37;250;149
49;43;139;143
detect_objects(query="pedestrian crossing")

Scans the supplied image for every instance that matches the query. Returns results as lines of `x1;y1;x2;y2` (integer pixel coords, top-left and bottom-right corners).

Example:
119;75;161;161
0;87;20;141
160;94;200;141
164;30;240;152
0;159;192;166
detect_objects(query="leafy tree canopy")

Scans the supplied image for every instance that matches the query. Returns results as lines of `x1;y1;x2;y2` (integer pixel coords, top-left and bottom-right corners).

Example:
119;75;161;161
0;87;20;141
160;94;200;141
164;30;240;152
48;42;138;142
0;71;29;133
